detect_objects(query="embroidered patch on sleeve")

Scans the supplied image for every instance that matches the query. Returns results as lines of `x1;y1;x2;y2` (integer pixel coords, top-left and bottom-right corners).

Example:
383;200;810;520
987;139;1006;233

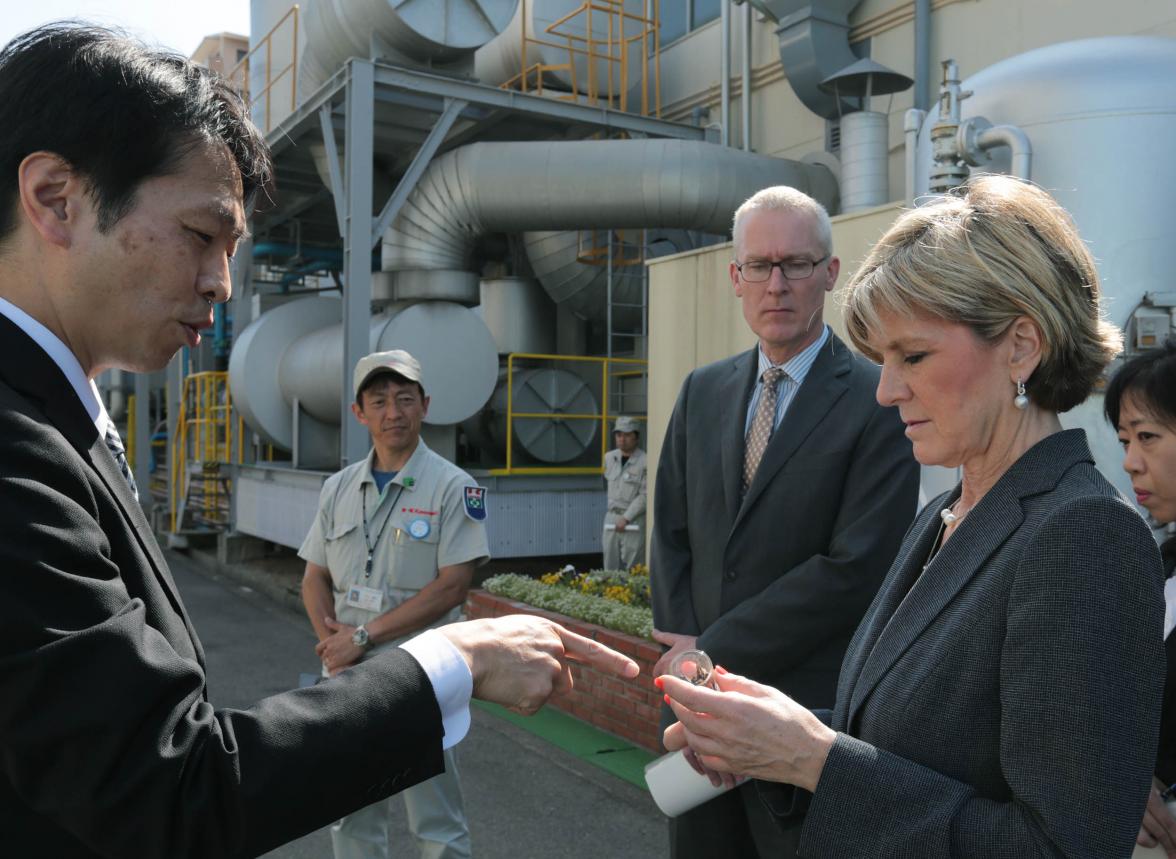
463;486;487;521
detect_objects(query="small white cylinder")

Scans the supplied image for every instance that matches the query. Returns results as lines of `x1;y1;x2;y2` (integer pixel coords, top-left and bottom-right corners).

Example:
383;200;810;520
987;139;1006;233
840;110;890;212
478;277;556;355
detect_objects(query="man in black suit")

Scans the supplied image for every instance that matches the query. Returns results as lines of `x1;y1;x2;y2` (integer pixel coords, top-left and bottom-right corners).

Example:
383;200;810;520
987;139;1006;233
0;24;636;859
651;186;919;857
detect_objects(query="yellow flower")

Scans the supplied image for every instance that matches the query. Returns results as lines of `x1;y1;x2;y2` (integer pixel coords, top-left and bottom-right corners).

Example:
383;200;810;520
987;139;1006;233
629;562;648;577
603;585;633;605
539;572;563;586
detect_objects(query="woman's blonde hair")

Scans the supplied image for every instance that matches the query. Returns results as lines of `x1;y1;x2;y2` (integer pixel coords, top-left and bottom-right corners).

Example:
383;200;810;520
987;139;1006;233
843;175;1122;412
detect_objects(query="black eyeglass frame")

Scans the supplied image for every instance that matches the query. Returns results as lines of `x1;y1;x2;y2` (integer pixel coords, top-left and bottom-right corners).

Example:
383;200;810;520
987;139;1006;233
734;255;831;283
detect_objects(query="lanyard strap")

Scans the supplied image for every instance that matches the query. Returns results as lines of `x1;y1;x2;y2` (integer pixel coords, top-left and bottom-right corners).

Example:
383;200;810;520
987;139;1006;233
360;482;405;578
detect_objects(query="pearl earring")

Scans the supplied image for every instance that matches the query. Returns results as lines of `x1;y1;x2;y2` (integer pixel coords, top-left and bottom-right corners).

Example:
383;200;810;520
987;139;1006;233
1014;377;1029;410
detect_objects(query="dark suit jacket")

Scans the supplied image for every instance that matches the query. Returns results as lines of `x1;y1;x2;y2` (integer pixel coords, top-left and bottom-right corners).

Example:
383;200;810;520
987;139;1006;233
0;315;444;858
1157;542;1176;785
651;333;919;708
795;430;1165;858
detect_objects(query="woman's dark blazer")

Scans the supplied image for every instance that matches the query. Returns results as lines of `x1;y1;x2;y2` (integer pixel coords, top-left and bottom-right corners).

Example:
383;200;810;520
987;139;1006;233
797;430;1166;858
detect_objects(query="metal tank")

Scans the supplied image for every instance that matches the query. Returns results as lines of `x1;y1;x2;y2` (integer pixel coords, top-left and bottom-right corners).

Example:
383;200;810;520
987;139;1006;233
229;296;500;457
910;36;1176;507
299;0;518;95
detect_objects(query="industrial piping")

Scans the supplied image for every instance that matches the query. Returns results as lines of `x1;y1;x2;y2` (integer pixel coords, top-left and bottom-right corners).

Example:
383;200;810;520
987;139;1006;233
381;138;839;282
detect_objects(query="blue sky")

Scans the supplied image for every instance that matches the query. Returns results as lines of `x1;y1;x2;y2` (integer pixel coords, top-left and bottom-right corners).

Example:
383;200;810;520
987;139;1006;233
0;0;252;57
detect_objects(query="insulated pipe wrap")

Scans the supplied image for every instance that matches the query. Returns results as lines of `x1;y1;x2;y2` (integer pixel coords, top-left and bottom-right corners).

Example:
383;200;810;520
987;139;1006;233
382;139;839;272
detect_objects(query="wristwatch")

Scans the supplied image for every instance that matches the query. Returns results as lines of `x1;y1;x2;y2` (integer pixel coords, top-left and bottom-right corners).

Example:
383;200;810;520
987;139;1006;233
352;625;372;649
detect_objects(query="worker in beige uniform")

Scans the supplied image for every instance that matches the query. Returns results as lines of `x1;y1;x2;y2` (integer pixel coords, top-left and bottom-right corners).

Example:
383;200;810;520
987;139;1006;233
602;415;647;570
300;349;487;859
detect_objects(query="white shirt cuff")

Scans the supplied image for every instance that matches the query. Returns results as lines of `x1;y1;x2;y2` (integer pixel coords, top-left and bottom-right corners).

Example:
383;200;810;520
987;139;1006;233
400;628;473;750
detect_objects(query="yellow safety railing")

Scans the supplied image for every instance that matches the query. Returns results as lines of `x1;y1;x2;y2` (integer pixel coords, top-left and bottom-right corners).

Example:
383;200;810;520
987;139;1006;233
502;0;661;117
491;353;647;476
576;226;645;266
170;371;244;531
228;4;299;133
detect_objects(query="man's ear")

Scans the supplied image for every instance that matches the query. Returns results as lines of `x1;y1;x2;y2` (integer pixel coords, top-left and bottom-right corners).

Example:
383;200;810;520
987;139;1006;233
17;152;84;249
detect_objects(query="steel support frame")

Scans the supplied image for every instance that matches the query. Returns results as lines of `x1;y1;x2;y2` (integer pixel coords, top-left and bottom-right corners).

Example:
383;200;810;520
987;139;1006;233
371;97;468;246
319;62;474;465
269;60;704;162
341;60;375;466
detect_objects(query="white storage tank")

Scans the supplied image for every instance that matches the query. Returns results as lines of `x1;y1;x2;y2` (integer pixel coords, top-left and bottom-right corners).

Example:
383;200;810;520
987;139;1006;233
912;36;1176;506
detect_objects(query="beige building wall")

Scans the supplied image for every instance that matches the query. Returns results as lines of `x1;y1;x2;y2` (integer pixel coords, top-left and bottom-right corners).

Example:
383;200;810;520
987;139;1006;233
191;32;250;80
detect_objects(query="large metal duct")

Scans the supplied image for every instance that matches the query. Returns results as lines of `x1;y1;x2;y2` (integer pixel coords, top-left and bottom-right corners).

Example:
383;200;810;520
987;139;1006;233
475;0;645;93
521;230;643;323
382;139;838;311
299;0;518;96
519;228;716;323
745;0;864;120
229;296;500;455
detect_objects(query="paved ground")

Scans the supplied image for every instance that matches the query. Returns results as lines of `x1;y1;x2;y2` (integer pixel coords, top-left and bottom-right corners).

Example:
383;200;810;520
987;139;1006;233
169;550;668;858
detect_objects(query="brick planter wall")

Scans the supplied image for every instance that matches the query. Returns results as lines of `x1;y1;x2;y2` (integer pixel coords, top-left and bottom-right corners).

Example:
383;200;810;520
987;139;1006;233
465;590;664;753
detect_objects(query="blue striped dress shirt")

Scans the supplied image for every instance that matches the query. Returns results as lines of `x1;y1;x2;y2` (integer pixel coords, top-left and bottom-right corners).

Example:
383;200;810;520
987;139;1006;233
743;325;830;437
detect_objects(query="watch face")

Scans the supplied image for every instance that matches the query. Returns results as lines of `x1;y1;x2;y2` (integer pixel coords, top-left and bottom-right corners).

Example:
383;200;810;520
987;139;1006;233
352;626;369;647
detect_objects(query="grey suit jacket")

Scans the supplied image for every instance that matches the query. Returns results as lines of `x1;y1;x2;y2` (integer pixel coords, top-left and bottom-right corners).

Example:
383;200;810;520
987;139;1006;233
652;333;919;707
796;429;1165;858
0;314;445;858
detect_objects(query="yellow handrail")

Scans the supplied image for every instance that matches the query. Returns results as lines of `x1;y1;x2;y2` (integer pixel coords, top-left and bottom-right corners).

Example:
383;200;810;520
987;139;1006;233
493;352;647;476
227;4;299;133
169;371;240;532
502;0;661;116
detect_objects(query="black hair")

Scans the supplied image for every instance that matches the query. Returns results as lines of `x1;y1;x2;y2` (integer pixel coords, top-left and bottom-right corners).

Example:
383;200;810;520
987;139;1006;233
356;371;426;407
0;22;272;240
1105;339;1176;430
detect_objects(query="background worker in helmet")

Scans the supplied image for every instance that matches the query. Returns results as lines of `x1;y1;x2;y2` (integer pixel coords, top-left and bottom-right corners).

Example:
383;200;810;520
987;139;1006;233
602;415;647;571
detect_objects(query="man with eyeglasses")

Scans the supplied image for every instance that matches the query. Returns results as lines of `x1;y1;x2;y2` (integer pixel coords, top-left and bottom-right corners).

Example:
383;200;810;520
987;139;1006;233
650;186;919;858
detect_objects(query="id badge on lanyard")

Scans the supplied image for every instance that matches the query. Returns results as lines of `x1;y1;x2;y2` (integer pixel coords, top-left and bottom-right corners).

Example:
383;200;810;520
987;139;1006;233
346;585;383;612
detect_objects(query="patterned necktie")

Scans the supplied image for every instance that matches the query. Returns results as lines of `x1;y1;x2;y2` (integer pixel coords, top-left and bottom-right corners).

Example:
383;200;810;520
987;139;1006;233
104;422;139;500
742;367;787;493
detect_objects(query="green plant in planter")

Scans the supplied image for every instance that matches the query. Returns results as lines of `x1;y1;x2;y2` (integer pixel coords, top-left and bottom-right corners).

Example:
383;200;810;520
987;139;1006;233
481;573;654;640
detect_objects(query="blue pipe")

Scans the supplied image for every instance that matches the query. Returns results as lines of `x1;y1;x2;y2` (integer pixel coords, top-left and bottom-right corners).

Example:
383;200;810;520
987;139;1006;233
251;242;379;270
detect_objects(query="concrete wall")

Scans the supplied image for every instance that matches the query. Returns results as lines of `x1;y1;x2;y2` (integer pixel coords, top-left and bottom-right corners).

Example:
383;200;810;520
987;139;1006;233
644;202;902;536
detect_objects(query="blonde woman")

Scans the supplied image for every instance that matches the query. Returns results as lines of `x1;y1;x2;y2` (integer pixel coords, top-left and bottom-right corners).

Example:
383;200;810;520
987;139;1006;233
659;176;1166;858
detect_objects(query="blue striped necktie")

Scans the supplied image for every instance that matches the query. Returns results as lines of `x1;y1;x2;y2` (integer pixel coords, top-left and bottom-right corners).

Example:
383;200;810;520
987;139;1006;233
104;422;139;500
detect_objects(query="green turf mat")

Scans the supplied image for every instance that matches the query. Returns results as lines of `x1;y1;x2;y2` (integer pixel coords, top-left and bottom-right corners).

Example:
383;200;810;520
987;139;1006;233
474;700;656;790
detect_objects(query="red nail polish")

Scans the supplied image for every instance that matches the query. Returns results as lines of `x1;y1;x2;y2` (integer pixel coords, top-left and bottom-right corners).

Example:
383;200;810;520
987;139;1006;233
664;693;671;705
653;677;664;691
